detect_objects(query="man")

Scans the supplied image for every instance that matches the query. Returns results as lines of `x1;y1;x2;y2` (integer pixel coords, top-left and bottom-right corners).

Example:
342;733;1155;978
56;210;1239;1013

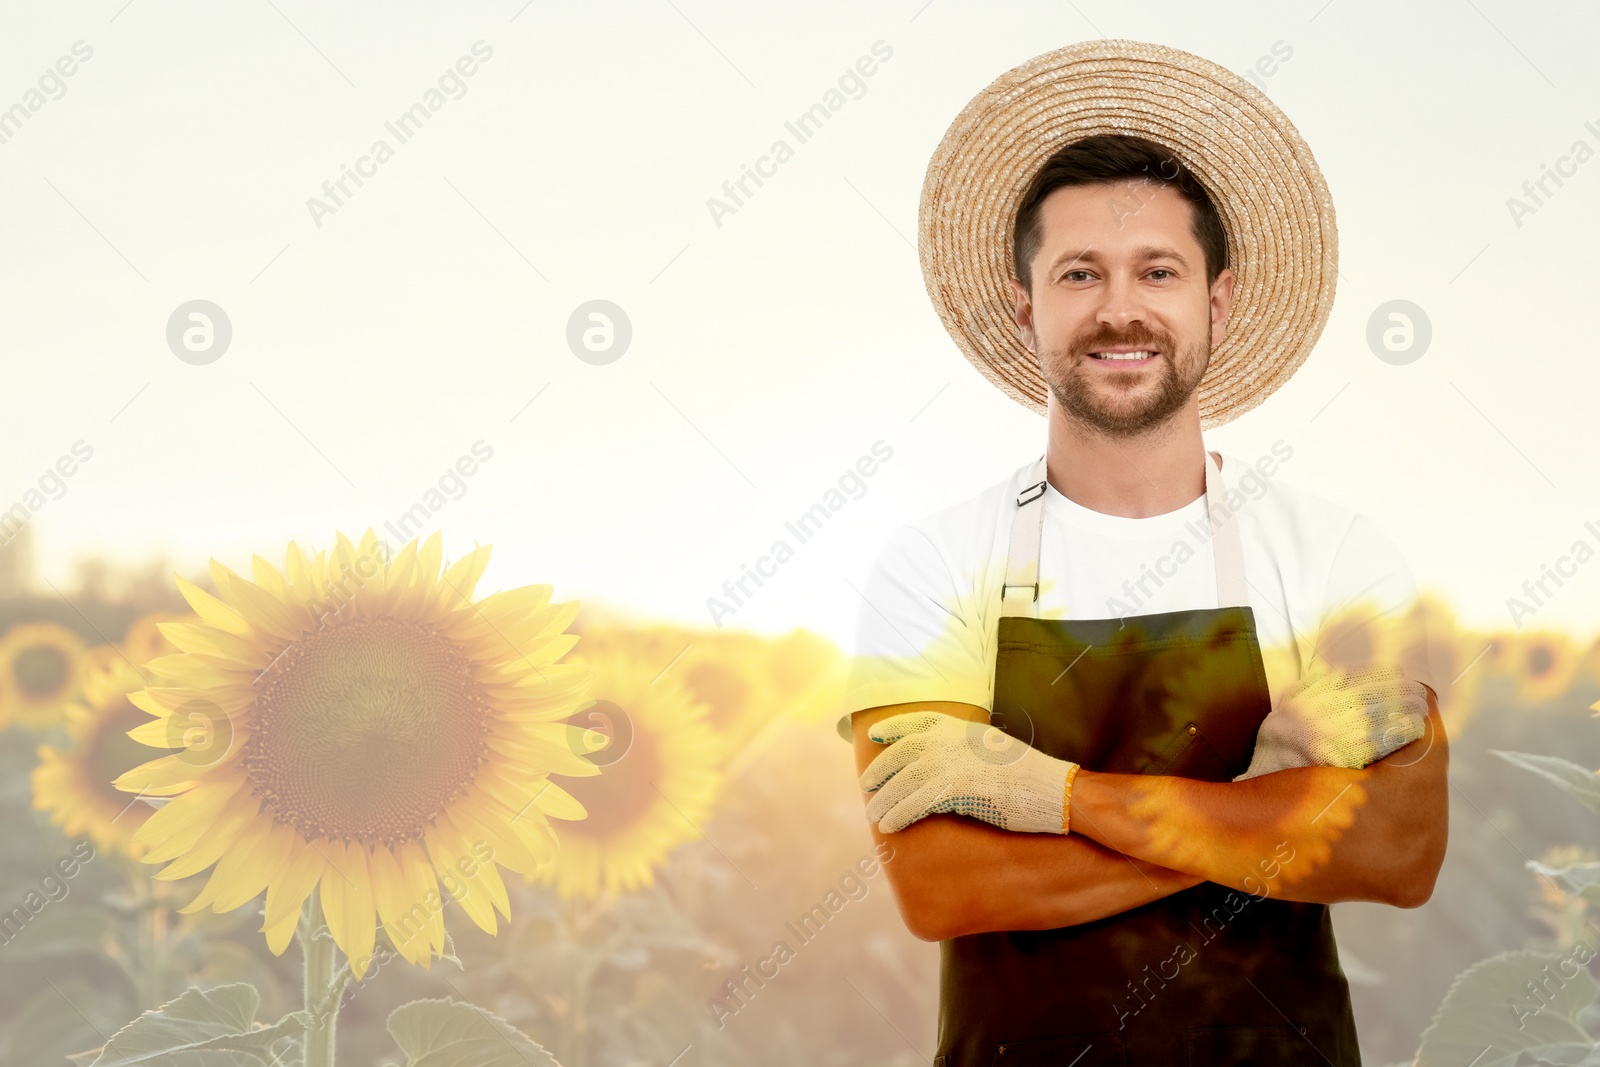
837;40;1448;1066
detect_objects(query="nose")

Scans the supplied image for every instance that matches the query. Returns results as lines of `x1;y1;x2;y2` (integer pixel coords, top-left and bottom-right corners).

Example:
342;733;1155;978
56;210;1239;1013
1096;272;1148;333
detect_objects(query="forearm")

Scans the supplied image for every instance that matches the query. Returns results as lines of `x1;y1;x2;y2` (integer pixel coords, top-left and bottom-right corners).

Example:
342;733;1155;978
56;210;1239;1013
854;701;1198;941
1067;721;1447;906
871;815;1203;939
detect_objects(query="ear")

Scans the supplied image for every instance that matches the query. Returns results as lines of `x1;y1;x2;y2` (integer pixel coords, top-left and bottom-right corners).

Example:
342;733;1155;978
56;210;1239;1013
1209;266;1235;348
1009;277;1036;353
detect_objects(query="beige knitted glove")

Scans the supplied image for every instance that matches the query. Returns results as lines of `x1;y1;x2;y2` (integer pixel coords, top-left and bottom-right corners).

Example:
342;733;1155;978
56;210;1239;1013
860;711;1080;834
1235;664;1430;781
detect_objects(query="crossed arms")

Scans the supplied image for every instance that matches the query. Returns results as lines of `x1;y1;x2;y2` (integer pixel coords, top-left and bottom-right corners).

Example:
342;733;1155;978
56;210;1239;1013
849;688;1448;942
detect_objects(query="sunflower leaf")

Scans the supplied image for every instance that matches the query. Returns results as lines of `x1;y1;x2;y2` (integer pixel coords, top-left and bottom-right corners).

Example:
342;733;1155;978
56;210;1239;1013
80;982;310;1066
1511;1043;1600;1067
438;928;464;969
1415;950;1598;1067
1527;859;1600;906
386;997;561;1066
1491;750;1600;814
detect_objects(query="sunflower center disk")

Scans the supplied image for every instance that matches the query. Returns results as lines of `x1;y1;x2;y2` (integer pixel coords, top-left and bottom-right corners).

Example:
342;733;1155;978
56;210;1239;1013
244;618;491;847
14;646;71;697
557;713;663;841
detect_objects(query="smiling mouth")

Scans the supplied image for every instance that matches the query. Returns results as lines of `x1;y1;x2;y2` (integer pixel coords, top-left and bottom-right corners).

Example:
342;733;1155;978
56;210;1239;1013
1087;350;1159;364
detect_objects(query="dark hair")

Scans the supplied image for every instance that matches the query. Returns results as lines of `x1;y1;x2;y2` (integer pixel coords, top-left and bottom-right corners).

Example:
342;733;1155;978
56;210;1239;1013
1011;133;1228;291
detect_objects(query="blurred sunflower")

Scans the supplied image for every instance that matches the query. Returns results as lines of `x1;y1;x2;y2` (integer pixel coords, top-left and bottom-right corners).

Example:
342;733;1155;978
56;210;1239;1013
114;530;603;977
0;620;87;730
764;627;845;726
1409;593;1481;736
33;655;166;859
1310;596;1405;674
569;618;775;750
1580;634;1600;688
1512;630;1579;707
77;642;126;688
123;611;190;668
674;631;774;748
1470;631;1516;679
532;647;723;899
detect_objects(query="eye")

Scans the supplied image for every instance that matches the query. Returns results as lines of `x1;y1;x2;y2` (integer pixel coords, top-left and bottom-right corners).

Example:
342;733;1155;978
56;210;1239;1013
1148;268;1174;280
1063;269;1091;282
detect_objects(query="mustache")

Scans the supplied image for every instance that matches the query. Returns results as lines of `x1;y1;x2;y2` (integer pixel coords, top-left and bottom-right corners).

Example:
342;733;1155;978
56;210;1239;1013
1070;328;1171;355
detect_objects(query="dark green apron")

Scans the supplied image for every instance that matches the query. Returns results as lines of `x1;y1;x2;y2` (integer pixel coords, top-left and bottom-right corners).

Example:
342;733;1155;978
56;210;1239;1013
932;450;1361;1066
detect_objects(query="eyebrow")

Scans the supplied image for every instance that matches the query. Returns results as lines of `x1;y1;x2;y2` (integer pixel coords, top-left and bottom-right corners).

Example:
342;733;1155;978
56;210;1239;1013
1046;245;1190;275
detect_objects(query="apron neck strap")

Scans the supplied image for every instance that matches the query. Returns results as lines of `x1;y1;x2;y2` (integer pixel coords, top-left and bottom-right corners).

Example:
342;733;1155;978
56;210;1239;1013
1000;448;1250;619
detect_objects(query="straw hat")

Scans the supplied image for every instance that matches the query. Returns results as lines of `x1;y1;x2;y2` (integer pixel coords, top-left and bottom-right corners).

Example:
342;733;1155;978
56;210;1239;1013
918;39;1338;428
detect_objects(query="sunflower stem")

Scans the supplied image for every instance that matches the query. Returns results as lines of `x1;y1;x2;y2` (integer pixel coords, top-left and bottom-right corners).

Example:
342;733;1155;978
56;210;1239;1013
121;857;166;1009
301;894;342;1067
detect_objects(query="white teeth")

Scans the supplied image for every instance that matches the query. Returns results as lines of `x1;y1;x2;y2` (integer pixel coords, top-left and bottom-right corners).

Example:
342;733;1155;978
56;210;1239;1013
1091;350;1155;360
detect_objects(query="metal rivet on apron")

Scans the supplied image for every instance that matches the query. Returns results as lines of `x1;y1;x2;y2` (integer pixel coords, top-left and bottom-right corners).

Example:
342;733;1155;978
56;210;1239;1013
1188;724;1197;735
1299;1025;1308;1035
997;1044;1008;1055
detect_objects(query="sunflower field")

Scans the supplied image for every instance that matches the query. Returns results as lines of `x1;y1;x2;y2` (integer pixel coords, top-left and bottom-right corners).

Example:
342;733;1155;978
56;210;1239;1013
0;538;1597;1066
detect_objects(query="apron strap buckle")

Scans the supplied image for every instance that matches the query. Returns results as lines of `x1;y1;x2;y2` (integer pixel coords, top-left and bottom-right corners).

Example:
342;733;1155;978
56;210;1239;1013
1002;581;1039;604
1016;479;1047;506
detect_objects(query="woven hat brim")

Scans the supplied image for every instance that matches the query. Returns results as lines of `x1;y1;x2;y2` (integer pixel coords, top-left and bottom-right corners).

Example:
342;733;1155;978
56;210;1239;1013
918;39;1338;428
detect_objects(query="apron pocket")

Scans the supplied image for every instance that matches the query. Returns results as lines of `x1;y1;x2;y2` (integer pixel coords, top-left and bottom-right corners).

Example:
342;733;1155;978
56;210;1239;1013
1141;722;1231;780
1185;1024;1323;1065
990;1030;1128;1065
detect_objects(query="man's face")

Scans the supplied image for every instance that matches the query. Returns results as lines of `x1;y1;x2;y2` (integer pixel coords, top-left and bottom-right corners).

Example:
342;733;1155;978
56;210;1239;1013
1009;180;1233;438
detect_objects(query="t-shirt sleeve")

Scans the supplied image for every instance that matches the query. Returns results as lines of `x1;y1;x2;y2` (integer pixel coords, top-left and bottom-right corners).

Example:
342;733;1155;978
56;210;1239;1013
832;523;994;741
1310;513;1437;695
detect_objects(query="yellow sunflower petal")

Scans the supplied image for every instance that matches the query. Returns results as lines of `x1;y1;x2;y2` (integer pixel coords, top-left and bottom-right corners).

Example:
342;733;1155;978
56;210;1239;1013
284;541;317;605
213;563;310;643
318;839;378;979
439;545;494;604
174;575;250;636
447;795;542;877
263;900;301;956
178;814;277;914
394;838;446;960
157;622;275;671
208;819;298;913
423;817;498;936
367;844;430;968
250;554;294;602
117;751;232;797
151;790;263;879
262;832;327;934
131;774;251;852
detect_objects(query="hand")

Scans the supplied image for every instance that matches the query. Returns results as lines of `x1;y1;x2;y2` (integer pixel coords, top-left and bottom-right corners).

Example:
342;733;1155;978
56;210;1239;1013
859;711;1080;834
1235;664;1429;781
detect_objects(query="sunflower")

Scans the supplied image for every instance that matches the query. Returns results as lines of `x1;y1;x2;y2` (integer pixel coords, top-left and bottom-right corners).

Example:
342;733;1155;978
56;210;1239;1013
531;647;723;900
1409;593;1481;736
765;627;846;727
569;617;776;750
1512;630;1579;707
1579;634;1600;688
1309;596;1406;675
1469;631;1517;679
33;655;167;858
0;620;87;730
114;530;604;977
124;611;190;668
77;642;126;689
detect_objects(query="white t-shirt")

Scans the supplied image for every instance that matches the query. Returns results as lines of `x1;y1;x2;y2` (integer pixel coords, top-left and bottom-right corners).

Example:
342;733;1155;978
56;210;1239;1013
835;447;1435;740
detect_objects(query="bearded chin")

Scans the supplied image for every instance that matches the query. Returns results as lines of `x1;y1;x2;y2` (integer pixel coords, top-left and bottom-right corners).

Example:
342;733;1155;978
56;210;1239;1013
1042;337;1210;438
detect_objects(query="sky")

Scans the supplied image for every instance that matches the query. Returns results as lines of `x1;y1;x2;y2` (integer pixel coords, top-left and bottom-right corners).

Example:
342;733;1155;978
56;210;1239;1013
1;0;1597;648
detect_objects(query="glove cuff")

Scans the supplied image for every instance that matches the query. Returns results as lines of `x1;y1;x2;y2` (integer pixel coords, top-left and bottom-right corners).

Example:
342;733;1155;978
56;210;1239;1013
1062;762;1080;833
1007;748;1079;834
